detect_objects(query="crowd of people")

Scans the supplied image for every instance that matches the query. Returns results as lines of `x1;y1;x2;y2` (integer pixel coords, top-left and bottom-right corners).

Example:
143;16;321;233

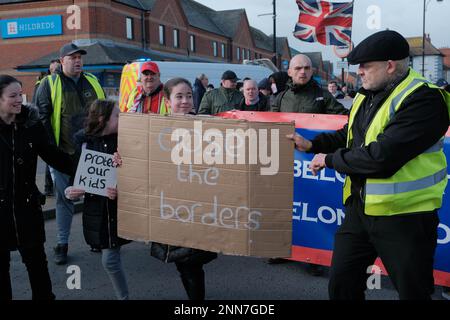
1;29;449;301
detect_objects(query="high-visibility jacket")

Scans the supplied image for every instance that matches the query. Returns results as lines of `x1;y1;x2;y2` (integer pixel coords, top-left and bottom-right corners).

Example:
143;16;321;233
343;68;450;216
47;72;105;146
125;86;170;115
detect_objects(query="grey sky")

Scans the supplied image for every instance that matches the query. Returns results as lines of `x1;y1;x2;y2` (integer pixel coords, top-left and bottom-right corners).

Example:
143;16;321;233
195;0;450;74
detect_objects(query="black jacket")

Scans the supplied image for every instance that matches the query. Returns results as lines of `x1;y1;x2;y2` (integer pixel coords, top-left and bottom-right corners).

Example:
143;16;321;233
193;78;206;114
310;73;449;204
0;105;74;250
35;71;104;155
238;93;270;112
74;130;130;249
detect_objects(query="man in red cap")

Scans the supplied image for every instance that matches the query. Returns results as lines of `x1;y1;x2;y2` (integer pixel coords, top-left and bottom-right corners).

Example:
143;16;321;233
125;61;169;114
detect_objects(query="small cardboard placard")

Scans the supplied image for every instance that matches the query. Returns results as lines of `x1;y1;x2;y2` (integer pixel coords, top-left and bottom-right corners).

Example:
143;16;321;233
74;148;117;197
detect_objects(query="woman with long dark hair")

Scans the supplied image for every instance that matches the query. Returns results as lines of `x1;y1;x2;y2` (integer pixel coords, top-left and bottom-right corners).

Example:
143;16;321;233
0;75;74;300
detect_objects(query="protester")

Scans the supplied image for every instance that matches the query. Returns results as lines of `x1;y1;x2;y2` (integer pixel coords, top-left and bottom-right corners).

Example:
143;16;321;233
206;84;214;92
65;99;130;300
327;81;345;99
35;42;105;265
258;78;272;97
238;79;270;111
125;61;169;114
193;73;208;113
115;78;217;300
288;30;450;300
197;70;243;115
0;75;74;300
33;59;61;197
271;54;348;115
269;55;347;274
267;71;289;107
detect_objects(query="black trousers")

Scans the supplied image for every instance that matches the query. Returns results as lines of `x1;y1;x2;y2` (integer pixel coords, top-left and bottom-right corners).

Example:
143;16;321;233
175;261;205;301
329;196;439;300
0;244;55;300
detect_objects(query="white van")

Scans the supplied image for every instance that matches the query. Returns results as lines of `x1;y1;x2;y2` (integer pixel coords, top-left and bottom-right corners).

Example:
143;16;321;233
153;61;274;87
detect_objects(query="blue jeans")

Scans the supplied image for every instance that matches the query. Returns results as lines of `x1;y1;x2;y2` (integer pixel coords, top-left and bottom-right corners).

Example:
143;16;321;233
50;167;74;245
102;248;129;300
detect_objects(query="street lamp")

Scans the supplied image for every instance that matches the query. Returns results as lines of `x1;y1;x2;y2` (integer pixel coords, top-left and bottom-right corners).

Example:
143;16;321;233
422;0;443;77
258;0;277;66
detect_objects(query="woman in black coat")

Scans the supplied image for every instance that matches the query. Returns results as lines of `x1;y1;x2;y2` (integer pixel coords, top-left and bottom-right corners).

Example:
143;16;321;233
0;75;74;300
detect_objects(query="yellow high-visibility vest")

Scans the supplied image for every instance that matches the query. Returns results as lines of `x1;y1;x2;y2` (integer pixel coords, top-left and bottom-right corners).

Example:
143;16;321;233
343;68;450;216
47;73;105;145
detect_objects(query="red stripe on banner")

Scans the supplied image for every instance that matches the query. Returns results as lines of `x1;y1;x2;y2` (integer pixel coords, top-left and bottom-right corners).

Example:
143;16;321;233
217;111;347;130
290;245;332;266
291;246;450;286
434;270;450;287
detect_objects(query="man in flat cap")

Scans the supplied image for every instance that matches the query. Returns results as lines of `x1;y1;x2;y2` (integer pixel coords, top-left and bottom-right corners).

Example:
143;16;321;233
197;70;243;115
288;30;450;300
35;42;105;265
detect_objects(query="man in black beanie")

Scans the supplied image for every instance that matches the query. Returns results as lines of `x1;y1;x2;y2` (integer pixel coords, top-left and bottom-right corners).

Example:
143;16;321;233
288;30;450;300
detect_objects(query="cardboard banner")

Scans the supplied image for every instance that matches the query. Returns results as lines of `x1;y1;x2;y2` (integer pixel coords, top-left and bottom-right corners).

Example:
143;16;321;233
117;113;295;257
74;148;117;197
218;111;450;287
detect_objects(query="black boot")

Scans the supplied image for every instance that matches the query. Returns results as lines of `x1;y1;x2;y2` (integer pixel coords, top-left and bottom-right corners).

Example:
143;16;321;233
176;262;205;300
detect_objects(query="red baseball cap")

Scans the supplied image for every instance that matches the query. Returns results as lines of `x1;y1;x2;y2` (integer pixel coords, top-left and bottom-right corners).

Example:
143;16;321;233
141;61;160;74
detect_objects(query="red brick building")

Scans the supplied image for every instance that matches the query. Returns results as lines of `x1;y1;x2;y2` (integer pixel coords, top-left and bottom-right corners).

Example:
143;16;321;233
0;0;292;98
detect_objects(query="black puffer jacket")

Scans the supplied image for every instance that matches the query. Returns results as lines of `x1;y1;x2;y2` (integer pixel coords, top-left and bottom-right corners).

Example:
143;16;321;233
0;105;74;251
74;130;130;249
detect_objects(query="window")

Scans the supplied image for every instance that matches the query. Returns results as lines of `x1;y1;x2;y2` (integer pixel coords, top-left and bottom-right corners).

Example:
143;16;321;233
237;47;240;61
173;29;179;48
190;35;195;52
221;43;225;58
242;48;245;61
213;41;218;57
247;49;251;60
126;17;133;40
159;25;165;45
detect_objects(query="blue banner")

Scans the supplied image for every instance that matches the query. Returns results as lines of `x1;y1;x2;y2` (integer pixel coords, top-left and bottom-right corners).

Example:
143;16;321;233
218;111;450;286
1;15;62;39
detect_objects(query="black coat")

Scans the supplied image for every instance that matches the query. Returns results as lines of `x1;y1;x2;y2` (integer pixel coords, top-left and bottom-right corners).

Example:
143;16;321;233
238;93;270;111
74;131;130;249
193;78;206;113
0;105;74;251
310;73;449;203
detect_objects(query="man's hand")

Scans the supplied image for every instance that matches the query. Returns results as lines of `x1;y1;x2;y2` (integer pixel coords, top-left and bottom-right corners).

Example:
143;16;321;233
286;133;312;152
310;153;327;176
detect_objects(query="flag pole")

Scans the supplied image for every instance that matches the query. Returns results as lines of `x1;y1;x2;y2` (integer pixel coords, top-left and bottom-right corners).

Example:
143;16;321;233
341;0;354;86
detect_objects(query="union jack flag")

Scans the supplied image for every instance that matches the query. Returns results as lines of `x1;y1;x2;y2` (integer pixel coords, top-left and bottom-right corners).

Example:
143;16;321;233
293;0;353;47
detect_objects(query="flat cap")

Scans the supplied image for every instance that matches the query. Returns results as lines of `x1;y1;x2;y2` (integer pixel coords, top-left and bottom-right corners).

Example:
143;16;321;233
347;30;409;65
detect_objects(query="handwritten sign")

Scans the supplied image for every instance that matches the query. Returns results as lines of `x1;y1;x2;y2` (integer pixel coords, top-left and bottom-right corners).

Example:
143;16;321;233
74;148;117;197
